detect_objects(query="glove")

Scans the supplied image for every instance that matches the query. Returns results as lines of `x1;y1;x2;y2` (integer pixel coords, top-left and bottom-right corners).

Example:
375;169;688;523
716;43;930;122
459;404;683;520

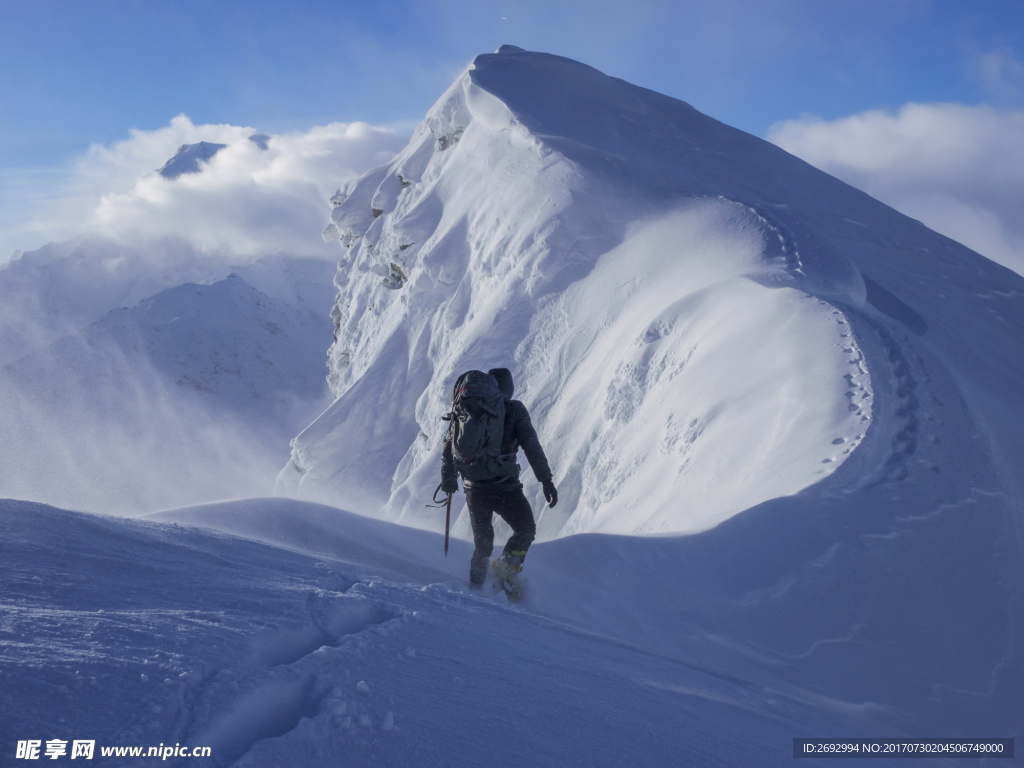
542;480;558;508
440;477;459;495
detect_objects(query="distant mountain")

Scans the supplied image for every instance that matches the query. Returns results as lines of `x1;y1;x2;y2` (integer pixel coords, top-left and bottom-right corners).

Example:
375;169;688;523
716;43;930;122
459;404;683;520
8;270;331;423
157;141;228;178
0;253;336;512
0;235;238;365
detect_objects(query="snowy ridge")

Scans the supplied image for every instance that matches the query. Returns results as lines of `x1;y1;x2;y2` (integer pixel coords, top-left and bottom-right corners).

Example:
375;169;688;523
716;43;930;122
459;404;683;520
275;47;1024;736
283;48;885;536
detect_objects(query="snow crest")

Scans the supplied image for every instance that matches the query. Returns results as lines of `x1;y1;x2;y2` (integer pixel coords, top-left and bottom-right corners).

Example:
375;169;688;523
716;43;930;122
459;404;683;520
280;48;877;537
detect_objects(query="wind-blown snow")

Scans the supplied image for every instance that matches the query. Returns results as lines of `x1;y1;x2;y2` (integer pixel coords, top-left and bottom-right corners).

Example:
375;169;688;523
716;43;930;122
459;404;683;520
0;215;341;514
0;236;250;365
0;119;396;512
0;260;335;512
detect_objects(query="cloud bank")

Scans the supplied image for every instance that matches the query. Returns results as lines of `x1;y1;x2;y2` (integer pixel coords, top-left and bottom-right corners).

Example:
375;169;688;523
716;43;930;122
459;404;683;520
768;103;1024;277
2;114;406;262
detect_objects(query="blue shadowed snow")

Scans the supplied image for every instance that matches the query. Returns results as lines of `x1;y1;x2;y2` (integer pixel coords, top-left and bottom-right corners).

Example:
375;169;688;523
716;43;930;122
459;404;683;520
1;497;940;767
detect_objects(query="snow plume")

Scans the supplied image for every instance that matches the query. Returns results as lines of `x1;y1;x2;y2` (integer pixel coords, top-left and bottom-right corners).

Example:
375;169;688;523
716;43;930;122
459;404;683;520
0;265;336;514
0;351;284;514
768;103;1024;277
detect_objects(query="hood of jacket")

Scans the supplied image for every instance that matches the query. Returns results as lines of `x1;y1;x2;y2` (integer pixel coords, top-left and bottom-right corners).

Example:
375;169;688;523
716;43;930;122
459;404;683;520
487;368;514;400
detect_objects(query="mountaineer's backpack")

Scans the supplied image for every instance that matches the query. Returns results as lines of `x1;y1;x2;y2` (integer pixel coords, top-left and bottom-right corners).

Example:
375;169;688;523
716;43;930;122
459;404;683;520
445;370;514;482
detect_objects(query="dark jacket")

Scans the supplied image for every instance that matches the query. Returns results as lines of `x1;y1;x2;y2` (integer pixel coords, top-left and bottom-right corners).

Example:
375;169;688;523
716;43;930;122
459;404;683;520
441;368;553;491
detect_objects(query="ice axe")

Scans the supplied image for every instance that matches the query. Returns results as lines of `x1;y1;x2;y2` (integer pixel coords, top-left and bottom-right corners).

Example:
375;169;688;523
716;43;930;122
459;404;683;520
429;484;453;556
444;492;452;556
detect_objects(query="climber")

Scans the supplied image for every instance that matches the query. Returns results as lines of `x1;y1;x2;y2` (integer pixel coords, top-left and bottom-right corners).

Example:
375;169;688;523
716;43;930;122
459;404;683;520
440;367;557;590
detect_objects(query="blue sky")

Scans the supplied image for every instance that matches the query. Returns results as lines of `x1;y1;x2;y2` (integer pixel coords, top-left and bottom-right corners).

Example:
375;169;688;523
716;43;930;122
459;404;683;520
2;0;1024;267
2;0;1022;166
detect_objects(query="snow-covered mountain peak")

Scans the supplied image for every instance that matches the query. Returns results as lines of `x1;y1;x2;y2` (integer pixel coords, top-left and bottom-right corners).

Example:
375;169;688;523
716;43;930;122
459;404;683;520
248;132;271;150
157;140;229;178
288;47;989;537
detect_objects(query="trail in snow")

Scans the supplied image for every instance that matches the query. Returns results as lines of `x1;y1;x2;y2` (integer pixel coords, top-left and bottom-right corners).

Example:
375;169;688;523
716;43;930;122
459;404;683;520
3;498;946;768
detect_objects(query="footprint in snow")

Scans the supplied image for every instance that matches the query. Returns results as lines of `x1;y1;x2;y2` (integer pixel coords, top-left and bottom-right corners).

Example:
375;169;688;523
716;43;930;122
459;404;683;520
252;594;397;668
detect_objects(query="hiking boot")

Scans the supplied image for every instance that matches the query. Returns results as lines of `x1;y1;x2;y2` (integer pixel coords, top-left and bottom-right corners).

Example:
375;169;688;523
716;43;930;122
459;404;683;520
491;559;521;579
499;548;526;570
490;560;523;601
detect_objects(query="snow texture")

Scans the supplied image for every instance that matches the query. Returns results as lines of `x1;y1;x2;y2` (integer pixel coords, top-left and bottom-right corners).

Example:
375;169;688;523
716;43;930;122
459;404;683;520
0;498;943;767
2;45;1023;766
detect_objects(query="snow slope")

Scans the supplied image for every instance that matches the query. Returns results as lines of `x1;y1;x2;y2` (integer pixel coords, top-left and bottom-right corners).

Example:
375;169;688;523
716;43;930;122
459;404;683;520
2;497;941;767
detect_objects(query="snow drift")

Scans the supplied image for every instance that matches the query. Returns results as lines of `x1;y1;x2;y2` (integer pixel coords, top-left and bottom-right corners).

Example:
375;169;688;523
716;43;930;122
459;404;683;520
4;497;842;767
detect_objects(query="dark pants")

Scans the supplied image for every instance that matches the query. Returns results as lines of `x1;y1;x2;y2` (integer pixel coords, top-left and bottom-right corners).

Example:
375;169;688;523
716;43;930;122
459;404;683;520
465;486;536;586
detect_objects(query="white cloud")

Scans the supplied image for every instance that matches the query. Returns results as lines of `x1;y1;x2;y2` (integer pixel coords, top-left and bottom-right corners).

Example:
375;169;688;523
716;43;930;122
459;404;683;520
767;102;1024;277
92;116;405;259
1;114;406;262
